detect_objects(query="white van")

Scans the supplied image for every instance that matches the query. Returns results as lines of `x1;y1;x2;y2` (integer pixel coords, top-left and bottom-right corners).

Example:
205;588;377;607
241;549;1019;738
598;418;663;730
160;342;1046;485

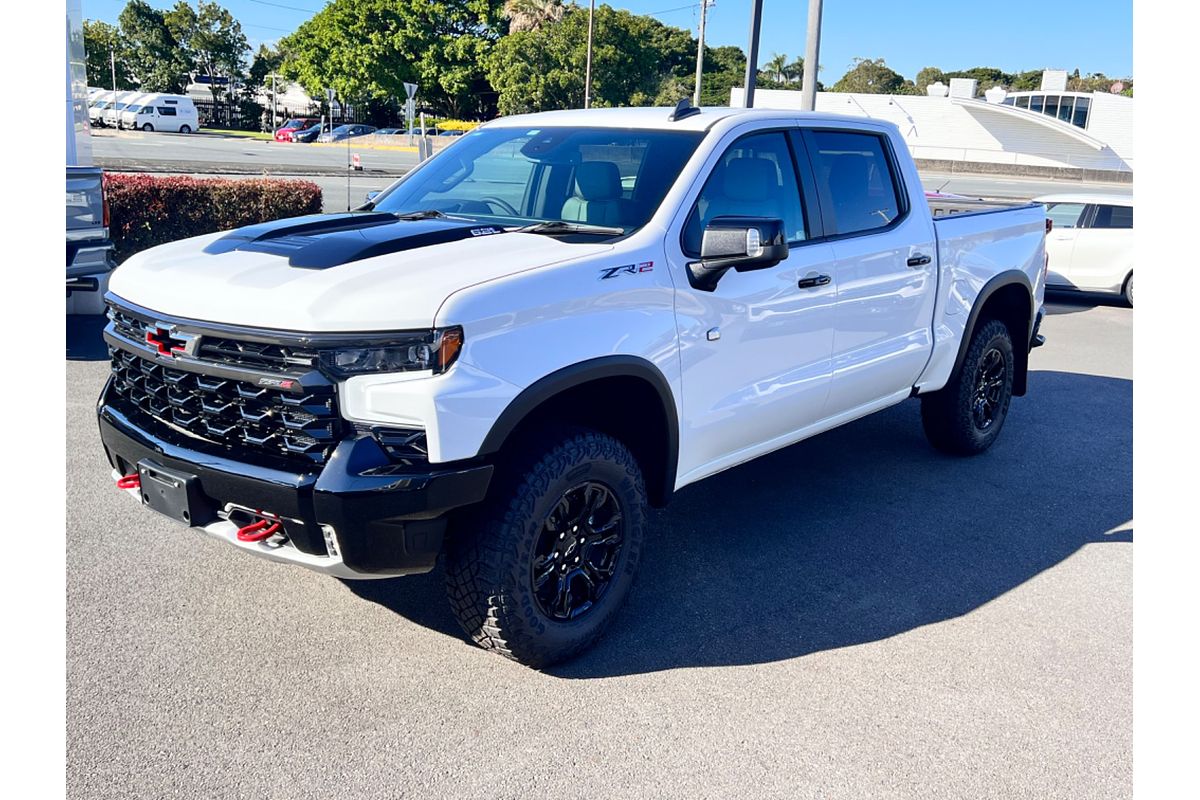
119;94;200;133
92;91;140;127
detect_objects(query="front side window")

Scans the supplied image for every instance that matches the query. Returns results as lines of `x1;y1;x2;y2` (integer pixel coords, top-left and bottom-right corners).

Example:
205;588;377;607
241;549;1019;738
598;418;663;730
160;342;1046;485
141;107;153;115
807;130;903;236
1091;204;1133;229
1044;202;1086;229
375;126;704;238
682;131;807;255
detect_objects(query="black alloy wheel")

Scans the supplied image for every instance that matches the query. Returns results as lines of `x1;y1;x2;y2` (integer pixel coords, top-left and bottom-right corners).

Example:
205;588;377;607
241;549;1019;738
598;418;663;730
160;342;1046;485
530;481;625;621
971;347;1007;431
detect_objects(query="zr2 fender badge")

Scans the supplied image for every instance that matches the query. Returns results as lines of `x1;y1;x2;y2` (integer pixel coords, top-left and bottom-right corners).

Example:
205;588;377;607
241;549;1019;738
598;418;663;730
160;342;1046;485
599;261;654;280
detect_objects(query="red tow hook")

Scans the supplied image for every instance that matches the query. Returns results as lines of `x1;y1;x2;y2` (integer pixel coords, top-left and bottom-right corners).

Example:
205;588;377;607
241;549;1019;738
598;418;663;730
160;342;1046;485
116;473;141;490
236;519;282;543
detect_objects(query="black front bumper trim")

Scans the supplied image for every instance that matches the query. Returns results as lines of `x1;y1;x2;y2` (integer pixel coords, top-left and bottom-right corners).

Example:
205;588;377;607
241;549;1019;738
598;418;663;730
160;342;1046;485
98;389;493;576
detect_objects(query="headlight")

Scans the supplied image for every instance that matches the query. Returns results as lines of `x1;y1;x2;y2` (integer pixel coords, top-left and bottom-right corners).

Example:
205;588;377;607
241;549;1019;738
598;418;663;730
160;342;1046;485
318;327;463;377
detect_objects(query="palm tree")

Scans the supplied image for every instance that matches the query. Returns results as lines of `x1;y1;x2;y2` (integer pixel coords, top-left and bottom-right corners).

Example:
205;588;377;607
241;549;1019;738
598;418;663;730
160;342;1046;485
504;0;566;33
765;52;788;83
784;57;805;84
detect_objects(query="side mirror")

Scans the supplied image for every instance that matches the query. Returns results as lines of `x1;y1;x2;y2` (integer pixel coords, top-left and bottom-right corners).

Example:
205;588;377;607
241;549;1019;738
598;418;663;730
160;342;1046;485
687;216;788;291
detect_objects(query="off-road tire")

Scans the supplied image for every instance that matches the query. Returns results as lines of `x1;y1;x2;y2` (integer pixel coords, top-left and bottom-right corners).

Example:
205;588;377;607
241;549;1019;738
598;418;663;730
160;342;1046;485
444;427;647;668
921;318;1016;455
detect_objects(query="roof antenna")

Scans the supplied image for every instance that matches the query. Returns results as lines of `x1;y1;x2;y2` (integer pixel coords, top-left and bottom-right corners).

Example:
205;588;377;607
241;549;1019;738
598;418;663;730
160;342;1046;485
669;98;701;122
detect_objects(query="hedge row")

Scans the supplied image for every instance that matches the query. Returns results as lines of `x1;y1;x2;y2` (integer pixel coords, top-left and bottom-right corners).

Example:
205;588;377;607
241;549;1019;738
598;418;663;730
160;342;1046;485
105;173;323;263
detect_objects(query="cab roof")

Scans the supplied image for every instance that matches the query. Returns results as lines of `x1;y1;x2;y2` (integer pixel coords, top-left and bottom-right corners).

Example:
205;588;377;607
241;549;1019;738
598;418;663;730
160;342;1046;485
483;106;893;134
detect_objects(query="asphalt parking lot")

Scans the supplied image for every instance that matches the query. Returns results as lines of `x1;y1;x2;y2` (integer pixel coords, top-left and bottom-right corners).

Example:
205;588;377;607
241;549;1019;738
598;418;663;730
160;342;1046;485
66;294;1131;799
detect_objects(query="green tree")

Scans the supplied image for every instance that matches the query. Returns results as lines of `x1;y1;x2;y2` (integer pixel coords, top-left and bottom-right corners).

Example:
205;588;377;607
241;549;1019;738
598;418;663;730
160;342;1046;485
832;58;917;94
118;0;191;92
83;20;136;89
280;0;506;118
486;5;693;114
166;1;248;105
503;0;564;32
764;52;788;83
915;66;945;92
697;45;746;106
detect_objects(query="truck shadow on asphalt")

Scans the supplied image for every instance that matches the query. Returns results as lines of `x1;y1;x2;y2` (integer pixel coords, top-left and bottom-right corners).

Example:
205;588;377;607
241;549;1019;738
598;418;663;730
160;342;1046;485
348;369;1133;678
66;314;110;361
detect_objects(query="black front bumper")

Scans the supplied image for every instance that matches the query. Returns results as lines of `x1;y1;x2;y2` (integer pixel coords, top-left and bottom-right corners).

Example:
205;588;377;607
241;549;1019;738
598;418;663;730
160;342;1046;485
98;381;492;577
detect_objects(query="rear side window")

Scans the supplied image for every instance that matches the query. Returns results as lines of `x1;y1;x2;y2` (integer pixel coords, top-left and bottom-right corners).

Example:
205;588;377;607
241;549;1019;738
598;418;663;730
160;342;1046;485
1091;204;1133;229
1044;202;1086;229
807;130;903;235
157;107;177;116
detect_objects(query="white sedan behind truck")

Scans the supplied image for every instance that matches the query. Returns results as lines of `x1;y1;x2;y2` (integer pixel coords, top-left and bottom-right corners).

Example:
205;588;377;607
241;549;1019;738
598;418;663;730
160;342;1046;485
1037;192;1134;305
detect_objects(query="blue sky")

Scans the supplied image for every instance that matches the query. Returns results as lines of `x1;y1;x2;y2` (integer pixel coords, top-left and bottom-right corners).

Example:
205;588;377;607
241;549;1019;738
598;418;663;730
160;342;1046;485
84;0;1134;82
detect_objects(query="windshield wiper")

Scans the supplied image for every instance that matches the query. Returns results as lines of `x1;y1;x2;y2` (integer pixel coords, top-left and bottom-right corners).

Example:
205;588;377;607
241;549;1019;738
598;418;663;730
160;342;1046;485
516;220;625;236
393;209;452;220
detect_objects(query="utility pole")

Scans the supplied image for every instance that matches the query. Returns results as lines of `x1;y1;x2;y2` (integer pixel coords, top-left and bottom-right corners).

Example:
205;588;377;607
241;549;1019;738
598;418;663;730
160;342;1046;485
800;0;823;111
742;0;763;107
692;0;711;107
584;0;596;108
109;47;116;93
270;73;277;130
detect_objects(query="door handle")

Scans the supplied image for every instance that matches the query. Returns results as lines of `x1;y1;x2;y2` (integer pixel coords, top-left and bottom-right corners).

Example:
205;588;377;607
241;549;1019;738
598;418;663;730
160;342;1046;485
906;254;932;267
797;274;831;289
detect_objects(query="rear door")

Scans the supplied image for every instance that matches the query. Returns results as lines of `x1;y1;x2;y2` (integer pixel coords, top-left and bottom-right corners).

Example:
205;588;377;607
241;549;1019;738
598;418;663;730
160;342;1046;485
1042;201;1088;287
801;127;938;413
1068;203;1133;291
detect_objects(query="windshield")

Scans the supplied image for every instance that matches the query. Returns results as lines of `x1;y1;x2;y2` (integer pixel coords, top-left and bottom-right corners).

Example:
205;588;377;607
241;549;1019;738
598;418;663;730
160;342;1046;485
283;119;306;129
372;126;704;236
125;105;141;112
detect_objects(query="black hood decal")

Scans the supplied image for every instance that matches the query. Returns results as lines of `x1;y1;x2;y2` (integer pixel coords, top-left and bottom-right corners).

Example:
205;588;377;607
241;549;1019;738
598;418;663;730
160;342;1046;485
202;212;506;269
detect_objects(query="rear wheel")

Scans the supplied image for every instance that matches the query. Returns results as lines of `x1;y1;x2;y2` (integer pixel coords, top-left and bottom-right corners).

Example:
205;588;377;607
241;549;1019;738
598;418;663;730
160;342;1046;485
444;427;646;668
179;124;191;134
921;318;1016;455
141;123;154;132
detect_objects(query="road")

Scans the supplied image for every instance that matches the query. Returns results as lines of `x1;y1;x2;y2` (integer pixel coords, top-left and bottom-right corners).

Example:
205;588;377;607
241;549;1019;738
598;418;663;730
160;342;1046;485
92;129;1132;208
66;295;1131;799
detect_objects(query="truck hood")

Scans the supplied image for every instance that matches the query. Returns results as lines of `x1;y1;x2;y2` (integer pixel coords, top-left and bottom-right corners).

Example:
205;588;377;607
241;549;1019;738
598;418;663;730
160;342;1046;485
108;213;613;331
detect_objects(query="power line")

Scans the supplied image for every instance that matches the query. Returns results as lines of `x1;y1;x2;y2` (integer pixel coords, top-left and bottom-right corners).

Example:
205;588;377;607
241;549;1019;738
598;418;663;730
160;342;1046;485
245;0;323;12
645;3;703;18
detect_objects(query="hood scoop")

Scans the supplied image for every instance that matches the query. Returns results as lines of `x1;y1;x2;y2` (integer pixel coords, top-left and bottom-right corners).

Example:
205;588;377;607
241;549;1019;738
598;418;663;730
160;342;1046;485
202;212;506;270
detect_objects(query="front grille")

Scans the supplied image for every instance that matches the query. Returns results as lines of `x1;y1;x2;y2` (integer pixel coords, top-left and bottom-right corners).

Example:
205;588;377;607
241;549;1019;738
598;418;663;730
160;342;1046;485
108;306;319;373
108;347;344;467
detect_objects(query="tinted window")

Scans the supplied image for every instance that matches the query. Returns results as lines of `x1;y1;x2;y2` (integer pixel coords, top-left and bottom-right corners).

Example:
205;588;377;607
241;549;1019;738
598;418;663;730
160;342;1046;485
374;126;703;237
1057;96;1074;123
157;106;177;116
1044;95;1060;118
1030;95;1044;113
682;131;806;255
808;130;902;235
1044;202;1086;229
1092;204;1133;229
1015;96;1030;109
1072;97;1090;128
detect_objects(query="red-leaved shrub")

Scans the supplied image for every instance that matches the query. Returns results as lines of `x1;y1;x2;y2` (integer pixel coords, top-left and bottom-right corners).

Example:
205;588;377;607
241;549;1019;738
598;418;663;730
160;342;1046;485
104;173;323;263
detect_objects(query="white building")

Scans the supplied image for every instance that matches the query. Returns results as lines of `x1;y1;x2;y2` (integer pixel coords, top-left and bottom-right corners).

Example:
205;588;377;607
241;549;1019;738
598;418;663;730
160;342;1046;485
731;71;1132;178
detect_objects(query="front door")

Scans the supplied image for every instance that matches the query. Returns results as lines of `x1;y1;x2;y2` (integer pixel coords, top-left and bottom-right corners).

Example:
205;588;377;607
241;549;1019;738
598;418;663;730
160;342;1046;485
668;128;837;483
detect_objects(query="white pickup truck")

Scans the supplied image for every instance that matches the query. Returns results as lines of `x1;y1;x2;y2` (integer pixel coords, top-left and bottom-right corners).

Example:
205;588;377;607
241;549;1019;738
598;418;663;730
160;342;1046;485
98;105;1047;667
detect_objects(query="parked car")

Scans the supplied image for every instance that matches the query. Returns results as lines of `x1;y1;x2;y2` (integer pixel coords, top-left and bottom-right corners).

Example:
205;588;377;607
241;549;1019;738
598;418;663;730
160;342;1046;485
405;127;440;136
274;118;318;142
374;128;402;136
438;129;465;137
291;124;323;143
119;94;200;133
99;105;1048;668
317;124;377;143
1035;193;1134;305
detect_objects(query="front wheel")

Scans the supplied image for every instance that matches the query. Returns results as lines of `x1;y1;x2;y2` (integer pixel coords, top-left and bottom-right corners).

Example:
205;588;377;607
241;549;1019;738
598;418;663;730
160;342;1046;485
179;124;191;134
141;123;154;132
445;427;647;668
921;318;1016;455
1123;273;1134;307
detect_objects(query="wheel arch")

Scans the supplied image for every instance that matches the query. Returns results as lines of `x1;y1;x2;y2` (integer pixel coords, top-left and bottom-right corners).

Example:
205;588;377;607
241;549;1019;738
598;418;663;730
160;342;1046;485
951;271;1035;397
477;356;680;508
